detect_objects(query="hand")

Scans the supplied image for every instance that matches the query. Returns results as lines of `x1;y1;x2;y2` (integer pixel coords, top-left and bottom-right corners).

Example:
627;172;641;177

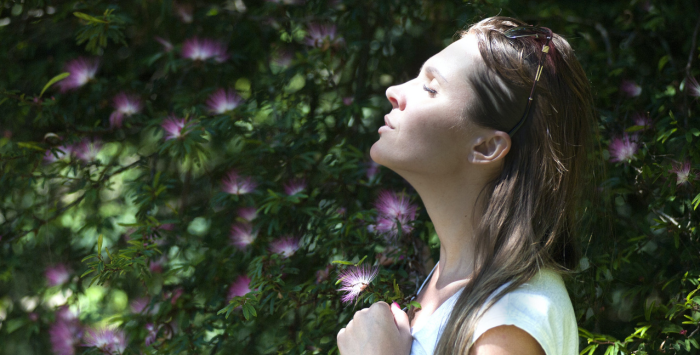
337;301;412;355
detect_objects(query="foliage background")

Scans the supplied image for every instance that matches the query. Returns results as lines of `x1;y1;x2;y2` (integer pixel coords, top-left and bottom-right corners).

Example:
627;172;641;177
1;0;700;354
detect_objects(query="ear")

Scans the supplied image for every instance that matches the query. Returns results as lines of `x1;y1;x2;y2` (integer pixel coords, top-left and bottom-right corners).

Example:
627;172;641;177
469;131;511;164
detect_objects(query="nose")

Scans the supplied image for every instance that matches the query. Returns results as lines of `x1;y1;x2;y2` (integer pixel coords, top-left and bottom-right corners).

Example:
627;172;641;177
385;85;406;111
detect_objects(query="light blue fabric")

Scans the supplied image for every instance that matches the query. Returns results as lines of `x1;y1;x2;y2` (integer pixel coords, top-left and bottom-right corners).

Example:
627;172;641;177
408;262;578;355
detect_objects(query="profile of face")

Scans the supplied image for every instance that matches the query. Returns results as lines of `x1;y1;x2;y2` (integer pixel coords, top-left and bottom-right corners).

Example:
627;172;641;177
370;34;510;179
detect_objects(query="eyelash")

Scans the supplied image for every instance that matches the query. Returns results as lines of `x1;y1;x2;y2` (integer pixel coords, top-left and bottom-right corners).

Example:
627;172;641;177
423;84;437;95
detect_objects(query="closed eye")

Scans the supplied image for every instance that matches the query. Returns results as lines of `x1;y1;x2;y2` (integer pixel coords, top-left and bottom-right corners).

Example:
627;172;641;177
423;84;437;95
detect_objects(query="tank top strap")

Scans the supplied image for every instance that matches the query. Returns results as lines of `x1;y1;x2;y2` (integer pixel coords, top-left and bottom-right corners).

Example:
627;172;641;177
404;261;439;312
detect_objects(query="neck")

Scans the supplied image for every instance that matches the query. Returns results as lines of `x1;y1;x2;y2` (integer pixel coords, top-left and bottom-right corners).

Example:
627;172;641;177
401;169;487;287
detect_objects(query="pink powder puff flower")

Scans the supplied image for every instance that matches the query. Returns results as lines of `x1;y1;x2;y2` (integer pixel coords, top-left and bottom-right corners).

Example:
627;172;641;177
687;76;700;97
283;178;306;195
620;80;642;98
337;264;379;304
154;36;174;52
130;297;159;315
632;112;652;130
343;97;354;105
181;37;229;63
304;23;344;49
168;288;184;305
269;236;300;258
50;307;82;355
271;48;294;68
58;57;99;92
45;263;71;287
375;190;417;222
144;323;162;346
74;139;102;162
315;264;331;284
373;191;418;239
174;3;193;23
227;275;252;302
206;88;243;114
608;133;639;163
161;115;188;140
366;161;380;181
222;170;257;195
669;161;698;186
237;206;257;221
83;327;127;355
109;92;142;129
230;222;257;250
44;145;73;163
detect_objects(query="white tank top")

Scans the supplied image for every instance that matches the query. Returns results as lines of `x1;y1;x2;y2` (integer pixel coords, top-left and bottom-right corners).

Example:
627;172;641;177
408;262;578;355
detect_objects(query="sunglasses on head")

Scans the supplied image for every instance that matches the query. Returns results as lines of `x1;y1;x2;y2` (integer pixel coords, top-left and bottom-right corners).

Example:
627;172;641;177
502;26;553;136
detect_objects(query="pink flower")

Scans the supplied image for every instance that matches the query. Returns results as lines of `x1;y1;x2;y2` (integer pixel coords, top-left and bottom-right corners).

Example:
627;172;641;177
373;190;418;239
45;264;71;287
109;92;142;128
366;161;380;181
632;112;652;130
237;206;258;221
315;265;331;284
271;48;294;68
304;23;344;49
227;275;252;301
283;178;306;195
681;329;688;336
161;115;188;140
130;297;159;314
144;323;162;346
181;37;229;63
74;139;102;162
230;222;257;250
669;161;698;186
688;76;700;97
174;3;193;23
343;97;354;105
167;288;184;305
269;236;300;258
44;145;73;163
58;57;99;92
222;170;257;195
154;36;173;52
83;327;127;355
337;264;379;303
620;80;642;97
608;133;639;163
49;307;82;355
206;88;242;114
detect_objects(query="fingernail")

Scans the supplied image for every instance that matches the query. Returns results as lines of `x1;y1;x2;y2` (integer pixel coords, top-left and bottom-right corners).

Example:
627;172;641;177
392;302;400;309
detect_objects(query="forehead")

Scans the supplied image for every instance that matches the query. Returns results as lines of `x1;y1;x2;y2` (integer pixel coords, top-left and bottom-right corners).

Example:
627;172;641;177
423;35;481;85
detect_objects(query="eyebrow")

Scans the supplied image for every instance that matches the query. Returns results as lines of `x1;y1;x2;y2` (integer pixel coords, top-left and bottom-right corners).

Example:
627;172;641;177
419;64;449;84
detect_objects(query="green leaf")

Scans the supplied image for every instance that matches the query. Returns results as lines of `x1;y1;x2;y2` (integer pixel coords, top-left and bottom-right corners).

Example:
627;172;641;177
658;55;670;71
39;72;70;98
692;193;700;210
73;12;108;23
331;260;354;265
97;234;103;255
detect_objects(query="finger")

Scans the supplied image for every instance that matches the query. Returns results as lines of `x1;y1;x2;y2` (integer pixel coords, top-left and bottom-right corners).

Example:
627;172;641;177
390;302;411;337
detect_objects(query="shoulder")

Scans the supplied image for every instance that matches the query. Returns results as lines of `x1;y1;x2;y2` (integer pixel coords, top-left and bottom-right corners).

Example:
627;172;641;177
472;268;578;355
470;325;545;355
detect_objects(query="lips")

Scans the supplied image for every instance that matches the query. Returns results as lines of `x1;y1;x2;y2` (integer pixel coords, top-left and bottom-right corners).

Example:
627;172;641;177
384;116;394;129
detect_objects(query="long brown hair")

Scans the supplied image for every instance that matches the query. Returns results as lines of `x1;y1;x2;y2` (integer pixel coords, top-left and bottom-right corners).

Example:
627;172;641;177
433;16;595;354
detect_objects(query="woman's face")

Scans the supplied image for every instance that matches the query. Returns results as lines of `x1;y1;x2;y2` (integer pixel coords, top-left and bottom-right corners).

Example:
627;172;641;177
370;34;488;176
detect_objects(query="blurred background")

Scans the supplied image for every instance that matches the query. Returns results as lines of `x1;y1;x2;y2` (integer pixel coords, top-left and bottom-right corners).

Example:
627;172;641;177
1;0;699;354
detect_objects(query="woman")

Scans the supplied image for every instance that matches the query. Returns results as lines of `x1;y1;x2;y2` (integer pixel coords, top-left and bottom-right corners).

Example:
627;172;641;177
337;16;593;355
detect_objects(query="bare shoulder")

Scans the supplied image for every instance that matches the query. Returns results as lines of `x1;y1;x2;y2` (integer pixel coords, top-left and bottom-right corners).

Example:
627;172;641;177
469;325;546;355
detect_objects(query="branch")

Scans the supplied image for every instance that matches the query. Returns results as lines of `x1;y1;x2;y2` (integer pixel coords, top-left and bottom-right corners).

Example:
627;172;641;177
1;156;148;244
685;13;700;78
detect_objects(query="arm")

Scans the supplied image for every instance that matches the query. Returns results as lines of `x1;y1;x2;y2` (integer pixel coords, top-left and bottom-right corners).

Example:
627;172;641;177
470;325;546;355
